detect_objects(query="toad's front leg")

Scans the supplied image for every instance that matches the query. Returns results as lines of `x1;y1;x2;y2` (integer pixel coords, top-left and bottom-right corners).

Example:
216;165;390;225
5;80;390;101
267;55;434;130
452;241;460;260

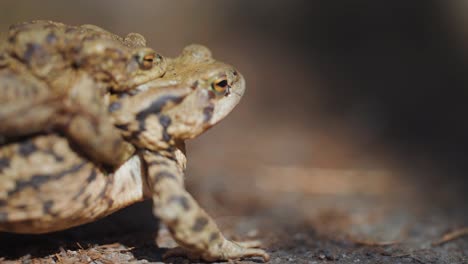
142;150;269;262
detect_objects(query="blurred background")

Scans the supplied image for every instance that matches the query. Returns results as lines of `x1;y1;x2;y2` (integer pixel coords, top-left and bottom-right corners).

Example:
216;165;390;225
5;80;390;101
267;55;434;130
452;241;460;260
1;1;467;263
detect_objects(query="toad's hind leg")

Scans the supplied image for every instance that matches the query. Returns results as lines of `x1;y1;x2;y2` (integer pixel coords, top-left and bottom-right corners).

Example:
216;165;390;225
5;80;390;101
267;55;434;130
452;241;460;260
0;134;146;234
142;150;269;262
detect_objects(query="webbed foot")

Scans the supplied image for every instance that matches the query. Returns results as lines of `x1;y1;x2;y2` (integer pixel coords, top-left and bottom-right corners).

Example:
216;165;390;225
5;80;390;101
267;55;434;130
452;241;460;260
163;239;270;262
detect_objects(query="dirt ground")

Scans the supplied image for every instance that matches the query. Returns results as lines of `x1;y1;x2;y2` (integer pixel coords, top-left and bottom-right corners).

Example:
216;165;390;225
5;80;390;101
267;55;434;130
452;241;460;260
0;183;466;264
0;126;467;264
1;1;468;263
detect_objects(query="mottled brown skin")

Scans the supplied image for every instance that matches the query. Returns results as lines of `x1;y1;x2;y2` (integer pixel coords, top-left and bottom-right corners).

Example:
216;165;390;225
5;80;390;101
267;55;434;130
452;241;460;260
0;20;166;169
0;135;146;233
0;21;269;262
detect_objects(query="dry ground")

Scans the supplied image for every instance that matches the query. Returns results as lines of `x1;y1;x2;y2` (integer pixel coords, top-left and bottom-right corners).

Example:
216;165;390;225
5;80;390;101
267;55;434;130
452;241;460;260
1;125;466;264
0;2;467;263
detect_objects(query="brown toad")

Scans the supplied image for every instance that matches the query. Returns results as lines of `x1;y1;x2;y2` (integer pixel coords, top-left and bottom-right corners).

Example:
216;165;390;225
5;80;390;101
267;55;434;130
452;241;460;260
0;21;269;262
0;20;167;169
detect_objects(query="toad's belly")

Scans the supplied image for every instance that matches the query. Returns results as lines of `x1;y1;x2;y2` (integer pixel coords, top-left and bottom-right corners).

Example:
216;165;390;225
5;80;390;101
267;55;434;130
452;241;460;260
0;135;147;234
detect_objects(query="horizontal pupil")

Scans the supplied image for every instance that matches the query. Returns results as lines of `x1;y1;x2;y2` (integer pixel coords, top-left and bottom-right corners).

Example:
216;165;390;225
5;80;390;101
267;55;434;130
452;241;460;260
216;80;228;87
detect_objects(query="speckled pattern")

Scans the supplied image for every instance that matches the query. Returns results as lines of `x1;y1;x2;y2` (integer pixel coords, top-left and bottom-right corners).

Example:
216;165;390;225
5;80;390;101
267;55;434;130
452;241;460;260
0;21;268;262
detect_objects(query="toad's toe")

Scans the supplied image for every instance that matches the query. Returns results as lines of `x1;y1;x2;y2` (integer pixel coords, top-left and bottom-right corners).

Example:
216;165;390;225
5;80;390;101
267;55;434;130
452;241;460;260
163;239;270;262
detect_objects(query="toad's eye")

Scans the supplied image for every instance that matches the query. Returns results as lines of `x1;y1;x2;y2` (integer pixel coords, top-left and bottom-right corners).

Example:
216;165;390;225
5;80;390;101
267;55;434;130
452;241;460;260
211;78;230;96
140;53;154;69
135;49;156;70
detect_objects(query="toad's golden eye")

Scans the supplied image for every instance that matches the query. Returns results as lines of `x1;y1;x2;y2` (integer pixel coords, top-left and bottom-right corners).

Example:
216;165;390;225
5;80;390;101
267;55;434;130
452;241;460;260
141;53;154;69
135;49;155;70
211;78;230;95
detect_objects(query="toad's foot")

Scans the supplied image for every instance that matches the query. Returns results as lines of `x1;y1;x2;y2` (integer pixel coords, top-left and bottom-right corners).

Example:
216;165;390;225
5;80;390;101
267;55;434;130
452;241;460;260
143;150;269;262
163;240;270;262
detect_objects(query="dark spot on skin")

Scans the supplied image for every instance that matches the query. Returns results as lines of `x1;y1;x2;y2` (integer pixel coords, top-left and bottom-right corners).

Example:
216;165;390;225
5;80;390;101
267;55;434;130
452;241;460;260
106;197;114;208
97;187;107;200
95;174;114;203
134;95;183;139
70;46;82;68
108;102;122;113
0;211;8;222
0;157;10;172
168;226;176;236
85;169;97;183
18;140;37;156
82;194;92;207
0;199;7;207
46;32;57;44
126;130;142;142
13;175;49;193
166;146;177;153
153;151;177;162
136;118;147;136
72;186;87;201
159;115;172;142
8;162;86;196
42;200;54;214
43;149;64;162
147;160;169;167
65;27;77;33
192;216;209;232
152;151;165;158
176;238;197;249
159;115;171;128
71;45;81;54
209;232;221;242
136;95;184;121
115;123;129;131
153;171;178;182
71;62;79;69
191;80;199;89
52;153;64;162
14;204;27;210
24;43;41;64
167;195;190;210
233;70;238;76
203;105;214;123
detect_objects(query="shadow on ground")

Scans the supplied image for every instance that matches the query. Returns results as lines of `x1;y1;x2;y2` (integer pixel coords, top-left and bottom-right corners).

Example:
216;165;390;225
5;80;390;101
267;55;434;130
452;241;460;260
1;169;466;264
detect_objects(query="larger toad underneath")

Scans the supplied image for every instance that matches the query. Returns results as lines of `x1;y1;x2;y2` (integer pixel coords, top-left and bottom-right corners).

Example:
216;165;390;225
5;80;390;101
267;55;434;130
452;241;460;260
0;21;269;262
